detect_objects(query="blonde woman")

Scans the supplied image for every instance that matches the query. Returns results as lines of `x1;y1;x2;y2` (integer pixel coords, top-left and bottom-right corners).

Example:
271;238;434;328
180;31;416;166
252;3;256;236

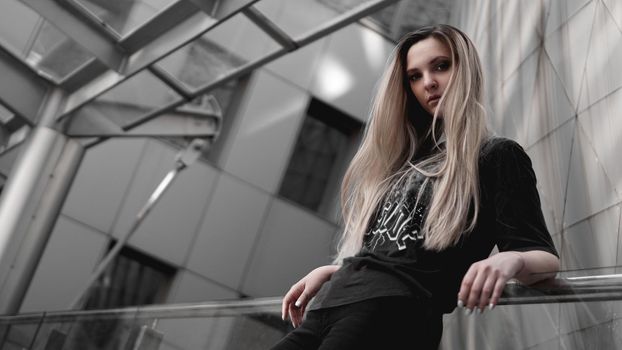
272;25;559;350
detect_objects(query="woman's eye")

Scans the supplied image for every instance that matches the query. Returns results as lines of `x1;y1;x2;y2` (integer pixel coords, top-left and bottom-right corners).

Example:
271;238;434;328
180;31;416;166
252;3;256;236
435;62;451;71
410;73;422;81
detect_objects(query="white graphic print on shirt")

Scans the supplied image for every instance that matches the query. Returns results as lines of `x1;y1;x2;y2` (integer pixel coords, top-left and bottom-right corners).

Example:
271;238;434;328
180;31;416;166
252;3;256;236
365;173;429;252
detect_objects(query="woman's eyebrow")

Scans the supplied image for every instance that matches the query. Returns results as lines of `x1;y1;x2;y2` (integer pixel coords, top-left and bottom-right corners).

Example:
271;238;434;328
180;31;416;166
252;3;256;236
407;56;451;74
429;56;450;65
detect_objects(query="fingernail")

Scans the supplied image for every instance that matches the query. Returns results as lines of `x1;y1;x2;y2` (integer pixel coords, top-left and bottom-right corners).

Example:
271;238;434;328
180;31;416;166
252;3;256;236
457;299;464;308
488;303;495;310
294;300;301;308
464;308;472;315
477;307;483;314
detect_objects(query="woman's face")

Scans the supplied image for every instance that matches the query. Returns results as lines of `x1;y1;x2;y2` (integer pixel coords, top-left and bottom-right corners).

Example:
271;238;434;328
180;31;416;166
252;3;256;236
406;37;453;116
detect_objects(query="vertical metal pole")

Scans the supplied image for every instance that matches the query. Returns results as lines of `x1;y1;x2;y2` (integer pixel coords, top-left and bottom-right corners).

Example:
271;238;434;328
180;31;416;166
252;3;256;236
0;89;84;315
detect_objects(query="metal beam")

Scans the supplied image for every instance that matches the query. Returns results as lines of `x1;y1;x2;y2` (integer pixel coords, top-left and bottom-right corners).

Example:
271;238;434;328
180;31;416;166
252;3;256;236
0;46;51;124
120;0;201;54
20;0;126;72
66;110;220;138
296;0;401;46
60;12;218;117
57;1;200;92
58;58;109;93
58;0;399;125
242;7;298;51
188;0;260;20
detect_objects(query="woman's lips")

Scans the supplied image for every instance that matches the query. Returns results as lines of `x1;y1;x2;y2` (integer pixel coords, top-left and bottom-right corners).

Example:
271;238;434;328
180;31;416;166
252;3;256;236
428;95;441;104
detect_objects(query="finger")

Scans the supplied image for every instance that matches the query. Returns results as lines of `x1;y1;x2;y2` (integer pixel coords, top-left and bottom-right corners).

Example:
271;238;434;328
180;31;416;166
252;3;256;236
478;273;497;312
467;268;487;311
295;292;308;309
290;302;305;328
488;278;507;310
282;300;288;320
458;265;477;305
288;303;299;327
282;283;303;320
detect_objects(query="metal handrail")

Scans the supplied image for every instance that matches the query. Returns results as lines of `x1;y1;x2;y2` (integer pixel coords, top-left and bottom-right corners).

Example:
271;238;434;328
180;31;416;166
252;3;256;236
0;297;282;325
4;273;622;325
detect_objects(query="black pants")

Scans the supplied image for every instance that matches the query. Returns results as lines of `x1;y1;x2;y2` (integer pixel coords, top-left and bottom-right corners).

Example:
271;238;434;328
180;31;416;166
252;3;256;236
270;297;443;350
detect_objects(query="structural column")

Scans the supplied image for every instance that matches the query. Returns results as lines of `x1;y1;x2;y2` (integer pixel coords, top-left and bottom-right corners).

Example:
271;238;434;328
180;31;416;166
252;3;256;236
0;89;84;315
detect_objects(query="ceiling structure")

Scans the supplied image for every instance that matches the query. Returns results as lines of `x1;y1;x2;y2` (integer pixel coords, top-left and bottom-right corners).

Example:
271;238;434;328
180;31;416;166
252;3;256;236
0;0;453;168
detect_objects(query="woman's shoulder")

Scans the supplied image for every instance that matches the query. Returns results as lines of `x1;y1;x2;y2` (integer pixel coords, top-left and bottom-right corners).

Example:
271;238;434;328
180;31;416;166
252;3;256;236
479;136;536;185
479;136;527;161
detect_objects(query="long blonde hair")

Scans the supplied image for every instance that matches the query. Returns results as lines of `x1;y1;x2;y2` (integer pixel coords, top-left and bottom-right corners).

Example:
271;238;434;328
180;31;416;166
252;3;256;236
335;25;489;263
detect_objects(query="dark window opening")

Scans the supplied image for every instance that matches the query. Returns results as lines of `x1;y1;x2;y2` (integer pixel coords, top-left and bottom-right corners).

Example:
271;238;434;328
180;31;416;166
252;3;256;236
84;243;176;310
279;98;362;220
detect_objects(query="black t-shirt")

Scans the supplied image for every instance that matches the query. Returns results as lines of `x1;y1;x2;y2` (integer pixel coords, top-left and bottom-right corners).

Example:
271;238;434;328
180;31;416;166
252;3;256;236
308;137;559;314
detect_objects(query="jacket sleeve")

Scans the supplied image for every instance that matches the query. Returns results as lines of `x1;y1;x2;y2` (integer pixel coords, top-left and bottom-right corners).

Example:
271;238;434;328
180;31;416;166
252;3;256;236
487;139;559;257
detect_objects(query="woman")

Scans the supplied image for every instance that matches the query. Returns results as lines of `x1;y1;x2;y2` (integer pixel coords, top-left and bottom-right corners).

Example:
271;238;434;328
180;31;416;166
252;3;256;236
272;24;559;350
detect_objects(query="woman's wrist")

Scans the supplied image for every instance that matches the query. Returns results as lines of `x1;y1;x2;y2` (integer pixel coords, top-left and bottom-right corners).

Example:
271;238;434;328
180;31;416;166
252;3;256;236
507;251;526;276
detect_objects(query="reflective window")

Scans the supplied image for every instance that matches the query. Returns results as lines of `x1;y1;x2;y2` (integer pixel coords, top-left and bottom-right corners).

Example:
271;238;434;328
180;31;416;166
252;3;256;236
254;0;362;39
0;0;95;82
364;0;453;41
68;0;181;38
279;98;362;220
156;13;280;92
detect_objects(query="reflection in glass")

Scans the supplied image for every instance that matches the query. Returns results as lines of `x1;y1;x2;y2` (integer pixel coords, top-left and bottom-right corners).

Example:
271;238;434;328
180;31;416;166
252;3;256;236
156;13;280;91
0;0;95;82
70;70;180;128
364;0;453;41
254;0;344;39
69;0;180;38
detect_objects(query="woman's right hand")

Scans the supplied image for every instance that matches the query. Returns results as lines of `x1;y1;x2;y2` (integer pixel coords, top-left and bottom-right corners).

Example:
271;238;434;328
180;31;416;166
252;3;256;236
282;265;340;327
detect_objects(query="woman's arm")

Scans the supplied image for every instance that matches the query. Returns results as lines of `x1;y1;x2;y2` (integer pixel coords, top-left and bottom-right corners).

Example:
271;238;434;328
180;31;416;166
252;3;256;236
282;265;340;327
457;250;559;313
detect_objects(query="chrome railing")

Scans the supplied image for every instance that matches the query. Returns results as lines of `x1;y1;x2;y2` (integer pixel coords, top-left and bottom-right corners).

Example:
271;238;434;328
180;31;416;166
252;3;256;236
2;273;622;349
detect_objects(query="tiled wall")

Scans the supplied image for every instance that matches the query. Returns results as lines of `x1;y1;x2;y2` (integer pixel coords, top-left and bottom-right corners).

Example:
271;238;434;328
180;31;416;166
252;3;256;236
441;0;622;348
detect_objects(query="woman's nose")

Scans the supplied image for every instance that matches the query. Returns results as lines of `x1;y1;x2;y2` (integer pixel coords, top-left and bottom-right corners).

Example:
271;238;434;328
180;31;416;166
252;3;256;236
424;75;438;90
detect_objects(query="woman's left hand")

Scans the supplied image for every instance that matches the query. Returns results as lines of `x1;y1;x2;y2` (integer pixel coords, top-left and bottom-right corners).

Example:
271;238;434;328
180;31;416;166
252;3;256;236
457;251;525;313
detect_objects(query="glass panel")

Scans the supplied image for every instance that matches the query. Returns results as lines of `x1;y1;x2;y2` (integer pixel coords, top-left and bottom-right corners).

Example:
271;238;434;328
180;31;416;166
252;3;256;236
70;70;181;129
0;321;44;350
30;313;139;350
0;0;96;82
254;0;372;39
0;103;31;154
156;13;280;91
69;0;180;38
364;0;453;41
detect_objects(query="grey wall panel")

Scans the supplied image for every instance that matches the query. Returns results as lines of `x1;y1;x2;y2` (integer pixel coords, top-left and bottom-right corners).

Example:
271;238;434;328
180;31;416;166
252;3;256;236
186;172;271;290
111;140;218;266
221;70;308;194
62;138;147;234
20;215;108;312
240;198;337;297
